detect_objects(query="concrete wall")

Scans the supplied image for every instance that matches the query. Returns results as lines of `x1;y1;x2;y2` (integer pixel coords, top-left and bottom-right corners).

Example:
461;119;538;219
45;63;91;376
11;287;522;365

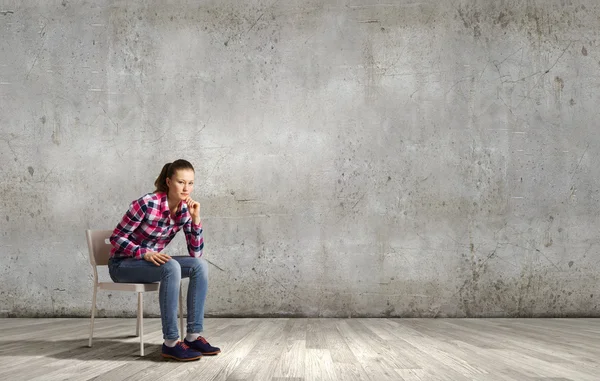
1;0;599;318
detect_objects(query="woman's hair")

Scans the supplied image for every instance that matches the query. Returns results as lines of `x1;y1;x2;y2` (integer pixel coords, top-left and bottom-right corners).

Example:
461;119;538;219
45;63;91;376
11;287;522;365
154;159;195;193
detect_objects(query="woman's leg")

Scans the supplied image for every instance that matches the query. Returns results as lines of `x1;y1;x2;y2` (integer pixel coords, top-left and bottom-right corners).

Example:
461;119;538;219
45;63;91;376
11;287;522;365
108;258;181;340
170;257;208;334
170;257;220;354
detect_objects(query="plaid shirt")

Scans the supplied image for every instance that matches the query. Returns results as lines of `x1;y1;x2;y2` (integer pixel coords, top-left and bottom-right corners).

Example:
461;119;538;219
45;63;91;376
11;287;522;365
109;192;204;259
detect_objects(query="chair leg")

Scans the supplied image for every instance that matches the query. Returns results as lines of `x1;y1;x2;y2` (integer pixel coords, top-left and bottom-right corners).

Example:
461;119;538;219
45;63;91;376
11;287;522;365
136;296;141;337
179;281;184;341
138;292;144;357
88;285;98;347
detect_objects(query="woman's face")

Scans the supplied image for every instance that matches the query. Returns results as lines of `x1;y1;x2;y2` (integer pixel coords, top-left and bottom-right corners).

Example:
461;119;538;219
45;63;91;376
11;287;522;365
166;169;195;202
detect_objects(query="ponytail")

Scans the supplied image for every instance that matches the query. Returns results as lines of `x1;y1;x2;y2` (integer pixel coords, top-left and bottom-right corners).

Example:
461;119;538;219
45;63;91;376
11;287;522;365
153;159;195;193
154;163;172;193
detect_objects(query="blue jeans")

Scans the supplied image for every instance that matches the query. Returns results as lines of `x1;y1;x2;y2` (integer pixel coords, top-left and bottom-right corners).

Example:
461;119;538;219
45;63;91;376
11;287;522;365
108;256;208;340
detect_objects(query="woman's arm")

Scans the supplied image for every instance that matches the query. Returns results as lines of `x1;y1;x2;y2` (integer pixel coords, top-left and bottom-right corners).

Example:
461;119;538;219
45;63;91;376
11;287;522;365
109;197;149;260
183;219;204;258
183;197;204;257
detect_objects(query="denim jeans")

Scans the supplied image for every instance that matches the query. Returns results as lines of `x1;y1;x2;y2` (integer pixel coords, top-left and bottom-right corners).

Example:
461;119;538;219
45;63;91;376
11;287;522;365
108;256;208;340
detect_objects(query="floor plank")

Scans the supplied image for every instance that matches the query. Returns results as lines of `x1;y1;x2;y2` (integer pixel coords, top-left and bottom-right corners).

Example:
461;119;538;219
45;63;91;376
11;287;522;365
0;318;597;381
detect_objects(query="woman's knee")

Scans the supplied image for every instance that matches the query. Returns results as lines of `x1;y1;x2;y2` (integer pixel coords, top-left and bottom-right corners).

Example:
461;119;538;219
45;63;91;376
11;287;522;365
161;258;181;277
191;257;208;278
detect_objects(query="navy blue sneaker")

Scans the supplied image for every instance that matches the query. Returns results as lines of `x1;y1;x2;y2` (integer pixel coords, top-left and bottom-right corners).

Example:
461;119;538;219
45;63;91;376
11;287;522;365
184;336;221;355
161;341;203;361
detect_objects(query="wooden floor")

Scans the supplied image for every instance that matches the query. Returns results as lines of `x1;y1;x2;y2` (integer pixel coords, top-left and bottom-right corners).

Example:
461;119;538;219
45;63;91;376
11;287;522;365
0;318;598;381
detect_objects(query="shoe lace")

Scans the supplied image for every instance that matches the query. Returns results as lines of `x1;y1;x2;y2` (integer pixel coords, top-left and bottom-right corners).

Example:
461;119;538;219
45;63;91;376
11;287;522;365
178;341;190;349
198;336;209;344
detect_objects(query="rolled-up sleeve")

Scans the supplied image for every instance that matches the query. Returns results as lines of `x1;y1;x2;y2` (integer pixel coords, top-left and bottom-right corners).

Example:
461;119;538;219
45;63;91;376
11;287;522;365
183;219;204;258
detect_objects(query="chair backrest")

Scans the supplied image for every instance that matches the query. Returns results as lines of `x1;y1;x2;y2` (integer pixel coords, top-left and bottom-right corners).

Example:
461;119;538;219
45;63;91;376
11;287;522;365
86;229;114;267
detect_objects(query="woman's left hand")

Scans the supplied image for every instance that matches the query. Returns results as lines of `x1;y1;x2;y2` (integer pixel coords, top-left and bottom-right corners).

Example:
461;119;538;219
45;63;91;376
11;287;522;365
185;197;201;224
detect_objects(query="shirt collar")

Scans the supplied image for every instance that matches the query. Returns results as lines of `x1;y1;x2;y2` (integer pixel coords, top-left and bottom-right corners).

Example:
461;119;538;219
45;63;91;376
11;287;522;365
158;192;170;216
159;192;188;217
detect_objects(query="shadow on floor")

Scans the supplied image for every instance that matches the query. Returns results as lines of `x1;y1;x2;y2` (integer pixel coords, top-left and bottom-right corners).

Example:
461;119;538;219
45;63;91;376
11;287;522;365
0;337;166;362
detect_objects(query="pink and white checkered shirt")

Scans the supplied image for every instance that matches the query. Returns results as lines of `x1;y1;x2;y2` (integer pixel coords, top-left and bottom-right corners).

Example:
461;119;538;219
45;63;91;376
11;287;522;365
109;192;204;259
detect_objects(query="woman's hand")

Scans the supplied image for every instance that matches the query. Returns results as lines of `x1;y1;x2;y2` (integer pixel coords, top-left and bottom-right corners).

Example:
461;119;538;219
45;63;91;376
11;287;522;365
185;196;201;225
143;251;171;266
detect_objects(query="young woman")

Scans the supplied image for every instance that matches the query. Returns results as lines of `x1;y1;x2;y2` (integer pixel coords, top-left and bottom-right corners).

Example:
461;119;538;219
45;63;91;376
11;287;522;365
108;159;220;361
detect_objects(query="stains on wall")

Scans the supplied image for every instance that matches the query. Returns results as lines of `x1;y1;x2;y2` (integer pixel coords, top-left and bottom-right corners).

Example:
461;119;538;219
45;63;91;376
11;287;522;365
1;0;599;317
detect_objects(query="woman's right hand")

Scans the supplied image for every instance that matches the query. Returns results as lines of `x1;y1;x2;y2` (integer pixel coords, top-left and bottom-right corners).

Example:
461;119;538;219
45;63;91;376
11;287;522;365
143;251;171;266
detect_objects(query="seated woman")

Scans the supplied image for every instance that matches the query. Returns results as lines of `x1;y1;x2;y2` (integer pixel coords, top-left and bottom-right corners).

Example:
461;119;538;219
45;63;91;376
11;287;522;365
108;159;220;361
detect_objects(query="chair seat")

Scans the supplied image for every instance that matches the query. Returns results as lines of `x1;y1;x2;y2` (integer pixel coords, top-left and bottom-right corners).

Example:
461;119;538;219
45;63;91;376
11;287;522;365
98;282;159;292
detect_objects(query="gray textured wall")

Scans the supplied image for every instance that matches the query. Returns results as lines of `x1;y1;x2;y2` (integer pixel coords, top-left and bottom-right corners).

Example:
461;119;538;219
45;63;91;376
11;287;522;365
1;0;599;318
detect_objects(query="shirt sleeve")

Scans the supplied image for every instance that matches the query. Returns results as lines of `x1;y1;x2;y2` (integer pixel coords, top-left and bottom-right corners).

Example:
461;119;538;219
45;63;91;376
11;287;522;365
183;218;204;258
109;197;150;259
